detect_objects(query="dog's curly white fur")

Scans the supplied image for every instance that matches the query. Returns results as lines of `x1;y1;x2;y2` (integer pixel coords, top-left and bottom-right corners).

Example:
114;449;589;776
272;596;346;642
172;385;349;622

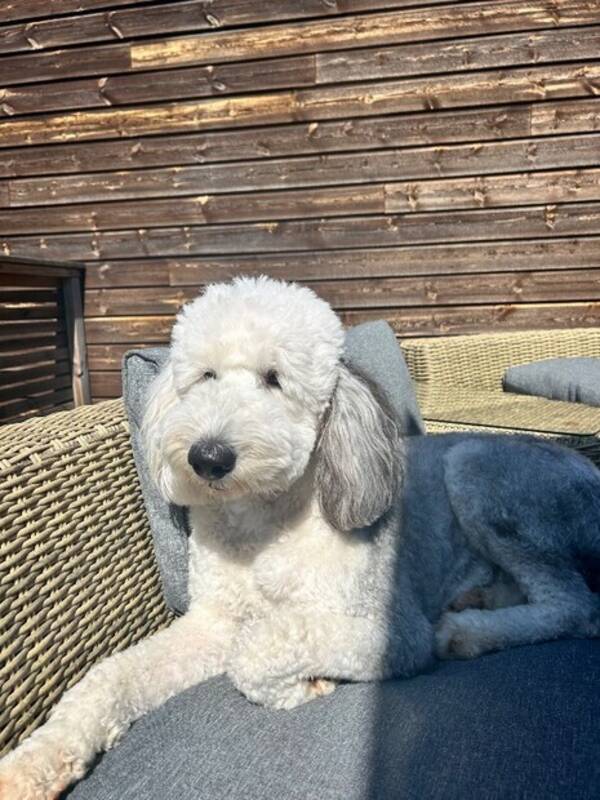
2;276;599;798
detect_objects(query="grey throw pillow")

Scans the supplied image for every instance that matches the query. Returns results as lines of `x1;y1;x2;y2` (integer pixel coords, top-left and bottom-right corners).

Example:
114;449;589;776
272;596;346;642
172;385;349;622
503;357;600;407
123;320;424;614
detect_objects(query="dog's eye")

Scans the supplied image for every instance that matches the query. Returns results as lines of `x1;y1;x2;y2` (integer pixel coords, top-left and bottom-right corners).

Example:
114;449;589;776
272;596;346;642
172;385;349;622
265;370;281;389
202;370;217;381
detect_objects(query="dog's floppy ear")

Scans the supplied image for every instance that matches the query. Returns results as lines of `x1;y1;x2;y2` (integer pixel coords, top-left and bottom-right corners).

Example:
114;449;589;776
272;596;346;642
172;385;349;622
315;362;401;531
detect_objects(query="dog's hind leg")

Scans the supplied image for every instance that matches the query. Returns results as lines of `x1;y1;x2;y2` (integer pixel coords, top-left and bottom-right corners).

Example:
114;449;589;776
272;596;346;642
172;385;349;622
435;560;599;660
0;604;235;800
439;436;600;660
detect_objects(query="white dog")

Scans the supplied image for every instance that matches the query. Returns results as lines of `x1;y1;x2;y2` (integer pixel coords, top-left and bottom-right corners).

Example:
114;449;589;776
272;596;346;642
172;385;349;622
1;276;599;799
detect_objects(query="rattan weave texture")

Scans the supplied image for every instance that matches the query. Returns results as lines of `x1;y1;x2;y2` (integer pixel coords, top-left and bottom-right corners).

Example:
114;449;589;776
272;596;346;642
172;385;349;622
403;329;600;467
401;329;600;391
0;400;172;756
415;385;600;437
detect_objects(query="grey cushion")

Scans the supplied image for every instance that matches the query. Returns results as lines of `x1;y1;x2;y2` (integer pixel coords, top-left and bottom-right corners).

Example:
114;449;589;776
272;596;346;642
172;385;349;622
65;640;600;800
123;321;424;615
503;357;600;407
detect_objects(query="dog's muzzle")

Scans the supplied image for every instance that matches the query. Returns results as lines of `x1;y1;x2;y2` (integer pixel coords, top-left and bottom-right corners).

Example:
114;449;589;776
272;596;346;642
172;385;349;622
188;439;237;481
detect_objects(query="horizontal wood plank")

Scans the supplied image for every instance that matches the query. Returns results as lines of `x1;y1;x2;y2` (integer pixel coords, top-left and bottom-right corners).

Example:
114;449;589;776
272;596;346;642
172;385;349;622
384;167;600;214
83;237;600;288
83;301;600;347
0;344;69;369
0;0;595;87
84;269;600;315
316;26;600;84
0;334;68;355
0;0;156;24
89;370;122;397
85;261;170;287
0;387;73;421
0;104;533;178
8;133;600;207
0;258;81;275
130;1;599;71
87;342;146;370
0;0;456;55
85;315;173;343
0;319;65;342
0;366;71;403
3;26;600;119
0;184;386;232
5;203;600;261
1;98;598;180
340;302;600;336
0;54;317;118
5;167;600;234
1;61;599;148
0;301;58;319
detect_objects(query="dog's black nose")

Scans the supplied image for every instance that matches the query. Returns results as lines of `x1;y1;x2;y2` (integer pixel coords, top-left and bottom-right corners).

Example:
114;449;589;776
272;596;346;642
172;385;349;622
188;440;236;481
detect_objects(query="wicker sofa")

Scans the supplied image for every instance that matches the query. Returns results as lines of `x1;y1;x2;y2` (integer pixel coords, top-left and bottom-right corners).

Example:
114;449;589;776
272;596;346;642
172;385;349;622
1;328;600;763
401;328;600;466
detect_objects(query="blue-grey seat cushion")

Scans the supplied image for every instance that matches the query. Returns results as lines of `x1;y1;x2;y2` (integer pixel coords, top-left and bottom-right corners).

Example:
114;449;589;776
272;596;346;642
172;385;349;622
503;357;600;406
122;321;424;615
65;640;600;800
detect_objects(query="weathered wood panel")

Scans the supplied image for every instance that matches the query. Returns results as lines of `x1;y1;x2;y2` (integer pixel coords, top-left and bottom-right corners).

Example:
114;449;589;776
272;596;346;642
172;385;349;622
341;303;600;336
0;184;386;232
0;0;156;24
85;269;600;316
130;1;599;71
2;62;599;148
2;0;599;400
0;0;456;54
4;168;600;235
2;98;598;180
85;238;600;287
84;301;600;345
4;26;600;119
0;55;317;118
1;1;596;87
7;133;599;207
5;203;600;261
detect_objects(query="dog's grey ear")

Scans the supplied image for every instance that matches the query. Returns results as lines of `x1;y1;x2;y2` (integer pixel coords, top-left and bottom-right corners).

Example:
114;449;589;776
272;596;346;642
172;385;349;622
316;363;401;531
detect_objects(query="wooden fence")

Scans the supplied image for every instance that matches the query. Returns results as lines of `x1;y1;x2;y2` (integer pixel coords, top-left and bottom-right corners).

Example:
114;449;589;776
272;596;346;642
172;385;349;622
0;0;599;400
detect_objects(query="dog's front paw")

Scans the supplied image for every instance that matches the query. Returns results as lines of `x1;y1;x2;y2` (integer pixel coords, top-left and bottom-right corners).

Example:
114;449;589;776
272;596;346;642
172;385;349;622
230;666;336;710
435;612;485;660
0;738;86;800
228;615;337;709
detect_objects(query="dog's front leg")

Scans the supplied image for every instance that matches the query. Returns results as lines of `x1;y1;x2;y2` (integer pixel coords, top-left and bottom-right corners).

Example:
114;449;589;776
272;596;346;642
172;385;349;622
0;604;235;800
228;608;433;710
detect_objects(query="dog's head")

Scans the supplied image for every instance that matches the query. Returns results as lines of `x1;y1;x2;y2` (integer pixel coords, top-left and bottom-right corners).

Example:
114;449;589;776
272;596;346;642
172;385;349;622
143;277;400;529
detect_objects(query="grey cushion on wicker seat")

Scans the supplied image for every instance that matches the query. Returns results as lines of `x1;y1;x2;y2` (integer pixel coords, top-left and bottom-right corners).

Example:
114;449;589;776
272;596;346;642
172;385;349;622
65;640;600;800
503;357;600;407
122;320;424;615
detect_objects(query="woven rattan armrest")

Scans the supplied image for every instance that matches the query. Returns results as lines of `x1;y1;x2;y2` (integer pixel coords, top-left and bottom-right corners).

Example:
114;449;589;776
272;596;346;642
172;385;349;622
0;400;172;756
